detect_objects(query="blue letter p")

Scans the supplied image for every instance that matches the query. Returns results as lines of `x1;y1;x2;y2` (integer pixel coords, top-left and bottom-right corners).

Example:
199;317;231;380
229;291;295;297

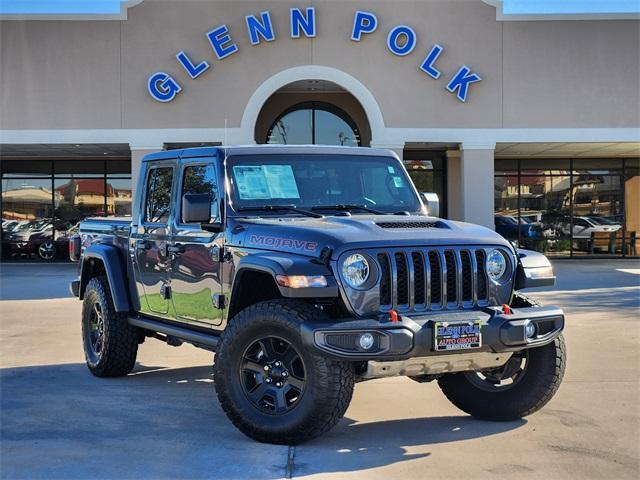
351;11;378;41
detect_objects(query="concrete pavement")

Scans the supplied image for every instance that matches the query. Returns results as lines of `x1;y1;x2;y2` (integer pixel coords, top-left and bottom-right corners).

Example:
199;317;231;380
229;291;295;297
1;260;638;479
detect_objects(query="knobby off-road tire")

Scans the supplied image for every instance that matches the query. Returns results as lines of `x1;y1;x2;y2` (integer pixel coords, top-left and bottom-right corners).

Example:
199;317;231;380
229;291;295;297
82;276;139;377
438;334;566;420
214;300;355;445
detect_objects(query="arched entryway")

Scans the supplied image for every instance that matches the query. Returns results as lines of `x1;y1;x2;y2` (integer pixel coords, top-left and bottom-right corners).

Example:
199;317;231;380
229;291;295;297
254;79;371;146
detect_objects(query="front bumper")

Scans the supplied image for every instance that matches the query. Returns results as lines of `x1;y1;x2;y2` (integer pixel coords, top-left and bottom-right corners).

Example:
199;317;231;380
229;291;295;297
301;305;564;361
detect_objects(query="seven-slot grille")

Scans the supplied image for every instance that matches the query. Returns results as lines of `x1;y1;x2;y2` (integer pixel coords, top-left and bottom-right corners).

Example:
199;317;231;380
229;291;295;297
376;248;489;312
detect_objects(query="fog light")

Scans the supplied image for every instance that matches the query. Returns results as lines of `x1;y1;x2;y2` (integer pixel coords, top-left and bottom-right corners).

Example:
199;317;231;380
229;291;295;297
525;322;536;339
358;333;375;350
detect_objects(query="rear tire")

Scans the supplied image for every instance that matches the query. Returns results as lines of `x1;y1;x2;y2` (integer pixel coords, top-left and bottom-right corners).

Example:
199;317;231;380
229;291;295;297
438;335;566;420
214;300;354;445
82;276;139;377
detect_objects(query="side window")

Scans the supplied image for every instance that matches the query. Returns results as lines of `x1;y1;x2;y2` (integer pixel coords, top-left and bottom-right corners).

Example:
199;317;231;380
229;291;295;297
145;167;173;223
181;164;219;223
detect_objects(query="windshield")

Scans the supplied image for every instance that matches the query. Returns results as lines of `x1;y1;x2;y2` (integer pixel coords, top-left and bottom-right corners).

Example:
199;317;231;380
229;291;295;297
226;154;422;215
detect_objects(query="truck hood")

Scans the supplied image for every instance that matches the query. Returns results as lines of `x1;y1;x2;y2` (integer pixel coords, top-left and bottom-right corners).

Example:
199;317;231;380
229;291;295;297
228;214;513;259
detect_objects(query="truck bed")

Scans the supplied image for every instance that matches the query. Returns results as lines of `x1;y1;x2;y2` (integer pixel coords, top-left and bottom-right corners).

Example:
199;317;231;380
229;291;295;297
79;216;132;253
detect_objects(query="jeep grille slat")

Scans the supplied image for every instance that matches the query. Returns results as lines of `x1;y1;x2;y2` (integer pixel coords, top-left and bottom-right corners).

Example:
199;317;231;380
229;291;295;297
378;253;391;306
376;247;490;313
394;252;409;306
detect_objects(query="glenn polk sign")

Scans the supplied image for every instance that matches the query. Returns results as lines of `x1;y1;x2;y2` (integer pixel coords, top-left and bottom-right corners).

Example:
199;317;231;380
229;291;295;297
147;8;482;104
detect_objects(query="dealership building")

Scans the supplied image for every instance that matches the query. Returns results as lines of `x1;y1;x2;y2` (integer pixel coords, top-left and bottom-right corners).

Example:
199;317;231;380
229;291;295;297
1;0;639;260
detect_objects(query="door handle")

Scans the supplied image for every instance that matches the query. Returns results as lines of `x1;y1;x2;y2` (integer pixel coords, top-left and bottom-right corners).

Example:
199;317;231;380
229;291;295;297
167;243;185;255
136;239;151;251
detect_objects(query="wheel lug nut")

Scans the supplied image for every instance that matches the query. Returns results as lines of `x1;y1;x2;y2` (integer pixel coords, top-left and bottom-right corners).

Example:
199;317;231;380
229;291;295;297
282;371;288;377
276;382;282;388
275;361;282;367
263;365;270;371
265;377;272;383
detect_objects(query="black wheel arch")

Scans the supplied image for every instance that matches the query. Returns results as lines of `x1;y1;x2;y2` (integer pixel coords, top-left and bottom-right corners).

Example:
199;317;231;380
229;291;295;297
227;252;339;319
79;244;134;313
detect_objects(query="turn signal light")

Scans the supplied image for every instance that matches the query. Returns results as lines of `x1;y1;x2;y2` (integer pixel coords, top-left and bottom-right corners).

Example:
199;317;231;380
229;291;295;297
275;275;328;288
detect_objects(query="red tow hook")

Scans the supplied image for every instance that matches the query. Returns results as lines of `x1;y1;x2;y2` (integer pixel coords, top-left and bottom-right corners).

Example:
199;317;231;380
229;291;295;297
502;304;513;315
389;309;399;323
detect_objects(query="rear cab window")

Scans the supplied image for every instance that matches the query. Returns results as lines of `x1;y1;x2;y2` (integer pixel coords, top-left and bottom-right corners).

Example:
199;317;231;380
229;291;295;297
144;166;174;224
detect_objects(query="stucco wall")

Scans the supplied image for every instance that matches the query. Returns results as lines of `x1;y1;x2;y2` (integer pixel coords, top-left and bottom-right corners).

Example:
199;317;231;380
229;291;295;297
1;0;638;132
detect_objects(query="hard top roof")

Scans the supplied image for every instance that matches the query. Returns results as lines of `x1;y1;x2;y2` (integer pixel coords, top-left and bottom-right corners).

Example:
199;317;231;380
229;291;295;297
142;144;397;162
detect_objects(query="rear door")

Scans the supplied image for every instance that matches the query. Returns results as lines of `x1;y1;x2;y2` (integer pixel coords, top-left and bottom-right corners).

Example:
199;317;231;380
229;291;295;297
133;163;175;318
169;160;224;327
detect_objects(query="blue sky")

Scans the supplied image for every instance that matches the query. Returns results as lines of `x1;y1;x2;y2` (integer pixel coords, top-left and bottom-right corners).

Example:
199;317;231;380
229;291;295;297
0;0;125;14
0;0;639;15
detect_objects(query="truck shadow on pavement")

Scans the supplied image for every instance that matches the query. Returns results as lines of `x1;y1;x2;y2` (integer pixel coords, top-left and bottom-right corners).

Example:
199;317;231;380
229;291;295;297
1;362;526;479
294;415;525;477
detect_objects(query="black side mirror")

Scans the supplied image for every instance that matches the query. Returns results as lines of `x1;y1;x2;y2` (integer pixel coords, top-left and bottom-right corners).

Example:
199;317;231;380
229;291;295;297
182;193;212;223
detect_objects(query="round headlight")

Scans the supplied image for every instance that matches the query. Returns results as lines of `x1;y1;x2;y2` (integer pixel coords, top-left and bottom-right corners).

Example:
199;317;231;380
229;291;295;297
486;249;507;280
342;253;370;289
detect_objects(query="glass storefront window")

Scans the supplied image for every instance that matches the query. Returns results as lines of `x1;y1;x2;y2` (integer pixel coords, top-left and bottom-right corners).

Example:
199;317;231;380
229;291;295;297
1;178;55;260
54;178;107;228
107;178;133;216
266;102;361;146
403;150;447;218
494;157;638;257
1;157;131;261
520;158;570;176
624;158;639;256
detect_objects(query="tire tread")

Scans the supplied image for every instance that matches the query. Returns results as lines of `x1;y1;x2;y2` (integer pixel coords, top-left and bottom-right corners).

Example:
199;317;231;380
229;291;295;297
214;299;354;444
82;276;138;377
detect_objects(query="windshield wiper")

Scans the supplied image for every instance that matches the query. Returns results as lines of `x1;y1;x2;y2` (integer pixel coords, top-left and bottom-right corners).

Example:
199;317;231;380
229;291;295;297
236;205;323;219
311;204;386;215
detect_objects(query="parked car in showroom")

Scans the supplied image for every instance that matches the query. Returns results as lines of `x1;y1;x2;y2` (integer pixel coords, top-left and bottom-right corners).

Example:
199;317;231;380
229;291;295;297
559;216;621;239
494;215;547;241
2;221;77;260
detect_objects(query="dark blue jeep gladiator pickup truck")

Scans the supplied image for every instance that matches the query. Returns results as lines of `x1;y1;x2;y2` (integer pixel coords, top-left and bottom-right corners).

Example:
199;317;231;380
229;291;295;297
70;145;566;444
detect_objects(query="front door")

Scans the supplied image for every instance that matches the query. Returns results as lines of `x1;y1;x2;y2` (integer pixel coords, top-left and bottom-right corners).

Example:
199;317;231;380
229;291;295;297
133;164;175;318
169;161;224;327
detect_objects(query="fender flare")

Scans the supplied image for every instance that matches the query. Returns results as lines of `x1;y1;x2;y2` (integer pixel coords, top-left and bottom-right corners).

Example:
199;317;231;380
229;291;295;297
79;244;131;312
232;252;339;299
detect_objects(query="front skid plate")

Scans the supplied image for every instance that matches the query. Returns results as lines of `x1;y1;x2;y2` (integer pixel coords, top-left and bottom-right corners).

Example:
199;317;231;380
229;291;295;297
362;351;513;379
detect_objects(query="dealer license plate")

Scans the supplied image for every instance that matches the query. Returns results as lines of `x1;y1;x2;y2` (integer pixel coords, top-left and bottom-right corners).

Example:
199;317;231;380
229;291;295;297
433;320;482;351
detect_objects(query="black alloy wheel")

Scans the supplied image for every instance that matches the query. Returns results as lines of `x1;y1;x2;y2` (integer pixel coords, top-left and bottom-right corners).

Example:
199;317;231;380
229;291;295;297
240;336;306;414
85;301;105;363
463;350;528;391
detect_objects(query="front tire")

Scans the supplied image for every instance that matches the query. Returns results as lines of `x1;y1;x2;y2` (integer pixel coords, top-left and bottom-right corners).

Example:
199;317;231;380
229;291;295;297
438;335;566;420
214;300;354;445
82;276;139;377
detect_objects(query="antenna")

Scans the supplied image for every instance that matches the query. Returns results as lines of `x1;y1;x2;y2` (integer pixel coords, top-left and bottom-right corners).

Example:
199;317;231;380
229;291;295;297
224;118;228;159
222;118;228;229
